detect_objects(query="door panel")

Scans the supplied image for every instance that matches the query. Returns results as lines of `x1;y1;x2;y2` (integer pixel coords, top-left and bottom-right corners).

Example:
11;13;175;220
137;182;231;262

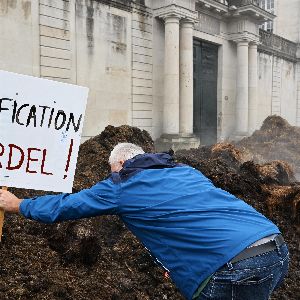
193;40;218;145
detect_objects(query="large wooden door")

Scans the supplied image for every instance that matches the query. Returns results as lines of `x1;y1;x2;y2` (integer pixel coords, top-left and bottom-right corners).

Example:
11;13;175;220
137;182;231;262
193;40;218;145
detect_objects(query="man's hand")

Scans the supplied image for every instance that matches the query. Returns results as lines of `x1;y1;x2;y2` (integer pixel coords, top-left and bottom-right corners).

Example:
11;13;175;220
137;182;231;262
0;189;22;213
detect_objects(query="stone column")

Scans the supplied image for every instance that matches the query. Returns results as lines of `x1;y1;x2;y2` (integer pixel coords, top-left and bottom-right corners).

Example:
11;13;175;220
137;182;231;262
248;42;258;134
163;16;180;135
297;61;300;126
179;20;194;135
236;40;249;134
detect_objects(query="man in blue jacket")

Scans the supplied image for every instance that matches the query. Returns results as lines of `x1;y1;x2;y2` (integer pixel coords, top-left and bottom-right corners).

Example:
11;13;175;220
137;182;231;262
0;143;289;300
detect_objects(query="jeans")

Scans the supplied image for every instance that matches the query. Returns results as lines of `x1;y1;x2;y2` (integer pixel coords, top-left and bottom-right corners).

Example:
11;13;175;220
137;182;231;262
195;243;289;300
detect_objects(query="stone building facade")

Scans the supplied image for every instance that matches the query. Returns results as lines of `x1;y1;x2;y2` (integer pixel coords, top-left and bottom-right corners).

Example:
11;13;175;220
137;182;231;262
0;0;299;149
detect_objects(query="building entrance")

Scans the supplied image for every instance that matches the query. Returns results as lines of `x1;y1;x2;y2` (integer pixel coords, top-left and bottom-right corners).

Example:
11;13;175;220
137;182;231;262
193;40;218;145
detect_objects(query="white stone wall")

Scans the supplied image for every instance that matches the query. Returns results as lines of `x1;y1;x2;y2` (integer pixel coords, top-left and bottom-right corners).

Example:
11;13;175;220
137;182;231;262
280;59;297;124
0;0;140;143
273;0;300;43
39;0;74;83
0;0;39;76
258;52;297;127
131;7;153;135
75;1;132;142
257;53;272;127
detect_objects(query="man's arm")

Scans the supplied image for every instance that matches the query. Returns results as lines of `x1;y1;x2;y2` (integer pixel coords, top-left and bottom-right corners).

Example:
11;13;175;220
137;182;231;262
0;179;119;223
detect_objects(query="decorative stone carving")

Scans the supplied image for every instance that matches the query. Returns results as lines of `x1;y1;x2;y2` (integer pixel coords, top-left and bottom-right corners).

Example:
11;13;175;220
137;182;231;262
154;4;198;21
194;12;220;35
259;29;297;62
228;19;260;44
228;0;259;6
152;0;195;11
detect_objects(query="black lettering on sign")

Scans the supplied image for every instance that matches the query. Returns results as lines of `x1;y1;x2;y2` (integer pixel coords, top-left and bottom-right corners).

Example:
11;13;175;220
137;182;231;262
0;98;83;134
66;113;82;132
39;105;50;127
26;105;37;127
48;108;55;128
12;100;17;123
55;110;67;130
16;104;29;126
0;98;12;113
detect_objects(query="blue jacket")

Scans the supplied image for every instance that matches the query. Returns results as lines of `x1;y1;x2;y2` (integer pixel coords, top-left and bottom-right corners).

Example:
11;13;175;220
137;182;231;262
20;153;280;300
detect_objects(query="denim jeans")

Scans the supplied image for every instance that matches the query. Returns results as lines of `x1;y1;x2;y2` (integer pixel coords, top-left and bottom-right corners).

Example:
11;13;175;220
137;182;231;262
195;243;289;300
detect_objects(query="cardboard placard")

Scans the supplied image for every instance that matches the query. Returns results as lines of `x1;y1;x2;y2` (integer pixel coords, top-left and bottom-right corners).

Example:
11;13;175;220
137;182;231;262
0;70;89;193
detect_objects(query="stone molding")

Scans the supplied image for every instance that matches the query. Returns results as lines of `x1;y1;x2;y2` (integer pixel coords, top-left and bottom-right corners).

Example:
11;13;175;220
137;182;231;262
196;0;275;23
230;5;275;24
258;29;298;62
152;0;195;11
196;0;228;15
236;40;249;46
249;41;258;47
132;1;153;16
229;32;259;44
181;21;195;27
95;0;152;15
227;18;260;44
154;4;198;22
155;134;200;152
194;11;221;34
96;0;132;12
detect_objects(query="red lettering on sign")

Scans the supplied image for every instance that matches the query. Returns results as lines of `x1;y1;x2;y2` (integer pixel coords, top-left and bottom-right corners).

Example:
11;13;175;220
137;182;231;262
0;142;55;177
7;144;25;170
63;138;73;179
0;143;4;168
26;148;41;174
41;149;53;176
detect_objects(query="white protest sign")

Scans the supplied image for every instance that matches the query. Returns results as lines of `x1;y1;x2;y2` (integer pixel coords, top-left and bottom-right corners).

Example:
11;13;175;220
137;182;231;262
0;70;89;193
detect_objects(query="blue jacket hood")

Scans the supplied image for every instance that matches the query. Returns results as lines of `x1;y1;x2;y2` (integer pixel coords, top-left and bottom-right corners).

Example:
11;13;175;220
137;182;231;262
111;153;177;183
124;152;176;169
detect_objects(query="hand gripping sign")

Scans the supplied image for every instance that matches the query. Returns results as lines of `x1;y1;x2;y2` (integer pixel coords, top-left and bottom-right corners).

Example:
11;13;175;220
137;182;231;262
0;70;88;240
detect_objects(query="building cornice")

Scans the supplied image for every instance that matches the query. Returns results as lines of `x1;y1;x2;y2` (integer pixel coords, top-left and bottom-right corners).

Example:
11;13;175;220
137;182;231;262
229;4;275;24
132;2;153;17
95;0;132;12
196;0;275;23
154;4;198;22
228;32;259;43
196;0;228;15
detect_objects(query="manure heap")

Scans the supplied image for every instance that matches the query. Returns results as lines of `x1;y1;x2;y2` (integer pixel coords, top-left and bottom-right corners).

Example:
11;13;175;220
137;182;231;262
0;121;299;300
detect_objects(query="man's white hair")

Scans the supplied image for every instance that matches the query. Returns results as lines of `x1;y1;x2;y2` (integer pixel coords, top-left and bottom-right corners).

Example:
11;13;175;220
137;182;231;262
109;143;145;165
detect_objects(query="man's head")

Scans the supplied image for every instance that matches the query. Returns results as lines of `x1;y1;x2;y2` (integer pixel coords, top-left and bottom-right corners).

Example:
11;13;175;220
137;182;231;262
109;143;145;172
